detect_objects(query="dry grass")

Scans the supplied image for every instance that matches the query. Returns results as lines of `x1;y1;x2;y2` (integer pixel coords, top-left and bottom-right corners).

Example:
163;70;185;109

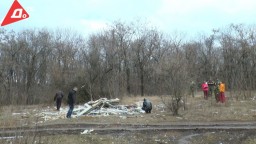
120;92;256;122
1;92;256;143
1;92;256;128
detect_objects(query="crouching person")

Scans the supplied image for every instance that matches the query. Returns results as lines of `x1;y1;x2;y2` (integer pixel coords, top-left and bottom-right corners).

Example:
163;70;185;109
142;98;152;113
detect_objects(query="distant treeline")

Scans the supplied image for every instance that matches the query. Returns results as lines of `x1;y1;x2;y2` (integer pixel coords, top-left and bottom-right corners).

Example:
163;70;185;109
0;22;255;105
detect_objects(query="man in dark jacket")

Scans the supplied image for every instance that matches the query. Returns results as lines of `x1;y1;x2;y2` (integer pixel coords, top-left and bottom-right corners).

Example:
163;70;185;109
66;87;78;118
142;98;152;113
54;90;64;111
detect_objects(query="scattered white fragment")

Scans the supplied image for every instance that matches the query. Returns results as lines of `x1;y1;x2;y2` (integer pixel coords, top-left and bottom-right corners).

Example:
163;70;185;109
120;116;127;119
0;136;23;139
12;113;27;116
81;129;94;134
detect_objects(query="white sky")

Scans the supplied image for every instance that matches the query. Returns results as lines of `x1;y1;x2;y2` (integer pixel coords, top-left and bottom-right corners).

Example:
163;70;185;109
1;0;256;38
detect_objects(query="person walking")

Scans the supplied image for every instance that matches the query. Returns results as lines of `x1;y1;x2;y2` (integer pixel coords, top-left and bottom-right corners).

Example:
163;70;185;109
208;79;215;97
201;81;209;100
190;81;196;98
219;81;226;103
54;90;64;111
214;82;220;102
66;87;78;118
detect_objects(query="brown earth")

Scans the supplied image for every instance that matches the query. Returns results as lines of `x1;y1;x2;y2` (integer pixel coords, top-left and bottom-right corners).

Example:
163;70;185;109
1;92;256;143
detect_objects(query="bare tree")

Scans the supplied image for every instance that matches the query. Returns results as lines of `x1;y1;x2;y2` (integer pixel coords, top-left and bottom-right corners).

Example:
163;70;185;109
160;35;187;115
216;24;256;99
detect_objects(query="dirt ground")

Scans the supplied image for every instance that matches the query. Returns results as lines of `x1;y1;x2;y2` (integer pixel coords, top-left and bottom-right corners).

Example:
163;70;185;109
1;92;256;144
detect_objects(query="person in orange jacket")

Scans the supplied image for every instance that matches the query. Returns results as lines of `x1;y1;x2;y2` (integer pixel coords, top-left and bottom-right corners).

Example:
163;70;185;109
219;81;226;103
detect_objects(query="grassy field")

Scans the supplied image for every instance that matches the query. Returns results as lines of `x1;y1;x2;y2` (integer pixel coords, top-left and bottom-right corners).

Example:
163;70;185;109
1;91;256;143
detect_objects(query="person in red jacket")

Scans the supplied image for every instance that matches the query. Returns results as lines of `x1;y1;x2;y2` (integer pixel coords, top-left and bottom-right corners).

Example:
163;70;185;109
201;81;209;100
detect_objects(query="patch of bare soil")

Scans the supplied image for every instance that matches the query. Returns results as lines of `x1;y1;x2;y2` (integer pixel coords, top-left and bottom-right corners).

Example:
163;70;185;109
1;93;256;143
1;127;256;144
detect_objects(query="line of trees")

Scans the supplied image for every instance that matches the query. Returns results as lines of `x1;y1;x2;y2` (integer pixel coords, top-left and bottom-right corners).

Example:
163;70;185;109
0;22;255;105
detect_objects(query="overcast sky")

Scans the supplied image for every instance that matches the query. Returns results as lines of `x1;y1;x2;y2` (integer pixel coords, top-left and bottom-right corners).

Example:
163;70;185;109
1;0;256;38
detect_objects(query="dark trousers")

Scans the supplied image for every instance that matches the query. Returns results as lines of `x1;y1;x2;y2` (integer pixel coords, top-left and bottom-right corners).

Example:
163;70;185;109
56;99;62;110
191;90;195;97
145;109;151;113
142;107;152;113
66;105;74;118
215;93;220;102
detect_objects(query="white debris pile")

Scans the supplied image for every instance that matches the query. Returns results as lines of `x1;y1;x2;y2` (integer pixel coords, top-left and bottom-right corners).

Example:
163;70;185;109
30;98;144;123
73;98;144;116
